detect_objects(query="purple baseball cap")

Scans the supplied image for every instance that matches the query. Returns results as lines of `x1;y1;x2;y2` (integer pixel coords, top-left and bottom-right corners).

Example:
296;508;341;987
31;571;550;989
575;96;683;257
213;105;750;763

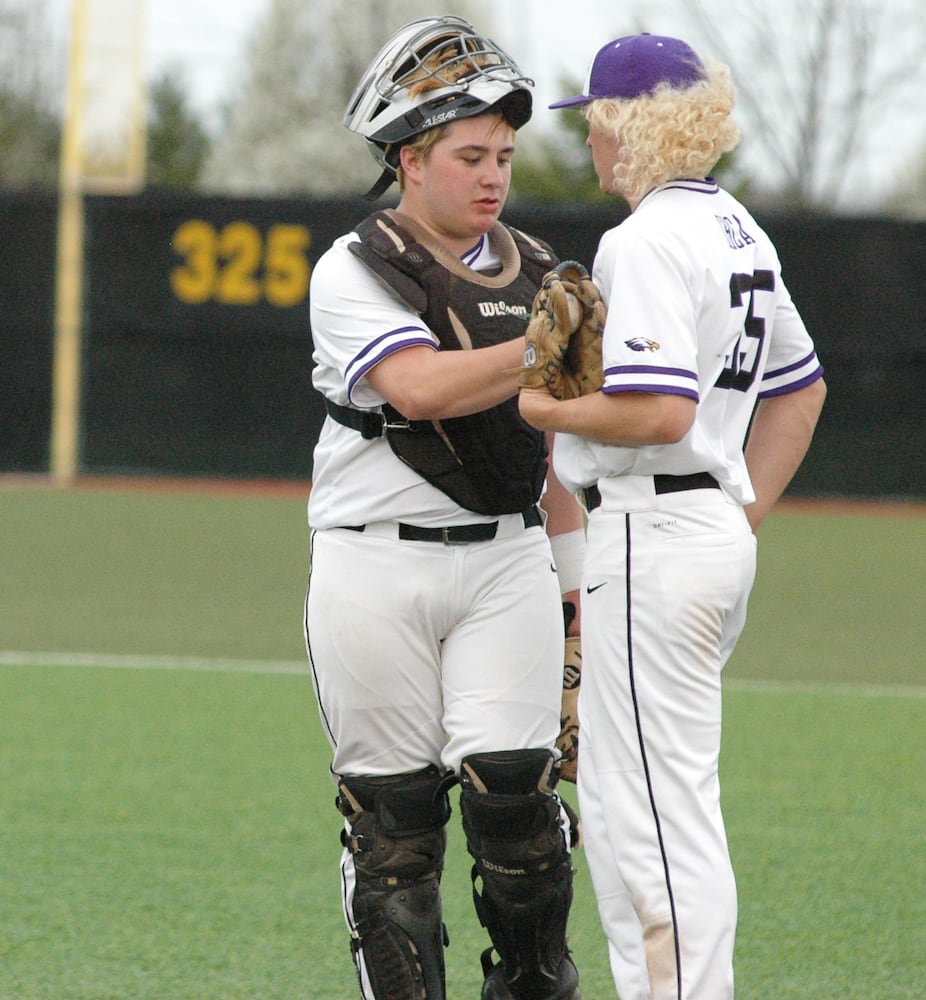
550;33;706;108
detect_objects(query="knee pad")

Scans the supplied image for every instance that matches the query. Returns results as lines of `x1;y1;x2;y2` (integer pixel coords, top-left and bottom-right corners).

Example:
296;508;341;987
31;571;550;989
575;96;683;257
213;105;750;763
459;748;565;861
337;765;453;1000
337;764;452;877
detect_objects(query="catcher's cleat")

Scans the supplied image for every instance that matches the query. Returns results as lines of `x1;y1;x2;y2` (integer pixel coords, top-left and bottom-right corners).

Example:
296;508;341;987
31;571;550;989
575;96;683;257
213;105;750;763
480;948;581;1000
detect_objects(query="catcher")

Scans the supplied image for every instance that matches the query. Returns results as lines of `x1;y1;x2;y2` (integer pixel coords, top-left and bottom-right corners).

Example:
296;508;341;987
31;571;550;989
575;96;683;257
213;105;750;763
304;16;591;1000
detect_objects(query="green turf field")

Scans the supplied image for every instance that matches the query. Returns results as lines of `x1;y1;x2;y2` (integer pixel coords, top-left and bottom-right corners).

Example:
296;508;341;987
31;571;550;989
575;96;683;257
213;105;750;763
1;482;924;998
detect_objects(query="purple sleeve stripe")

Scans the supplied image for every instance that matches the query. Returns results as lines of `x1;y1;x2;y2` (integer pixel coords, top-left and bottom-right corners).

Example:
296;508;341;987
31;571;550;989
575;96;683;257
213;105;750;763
603;383;700;401
606;364;698;380
347;336;436;400
763;351;819;380
757;367;824;399
351;326;429;368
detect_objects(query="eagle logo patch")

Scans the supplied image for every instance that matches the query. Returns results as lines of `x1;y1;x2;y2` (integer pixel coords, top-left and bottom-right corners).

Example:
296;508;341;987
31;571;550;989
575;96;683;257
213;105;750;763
626;337;660;352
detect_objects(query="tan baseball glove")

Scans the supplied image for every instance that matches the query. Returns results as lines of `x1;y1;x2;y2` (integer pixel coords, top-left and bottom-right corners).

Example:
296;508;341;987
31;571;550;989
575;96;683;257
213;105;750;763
517;260;606;400
556;636;582;783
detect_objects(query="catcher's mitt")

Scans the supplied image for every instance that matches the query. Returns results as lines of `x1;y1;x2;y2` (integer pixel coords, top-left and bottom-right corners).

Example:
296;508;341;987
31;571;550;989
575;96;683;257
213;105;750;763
517;261;606;400
556;636;582;783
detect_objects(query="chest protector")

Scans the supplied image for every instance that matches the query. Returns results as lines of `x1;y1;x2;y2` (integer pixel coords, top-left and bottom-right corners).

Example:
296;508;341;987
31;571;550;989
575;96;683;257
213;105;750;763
345;210;558;516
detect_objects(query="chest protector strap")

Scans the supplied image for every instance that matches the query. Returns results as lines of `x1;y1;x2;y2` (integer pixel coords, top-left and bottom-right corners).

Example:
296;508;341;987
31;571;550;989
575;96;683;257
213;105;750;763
337;210;558;516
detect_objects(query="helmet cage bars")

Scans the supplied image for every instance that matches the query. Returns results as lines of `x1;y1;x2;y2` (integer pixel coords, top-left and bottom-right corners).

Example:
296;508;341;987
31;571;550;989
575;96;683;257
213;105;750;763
344;16;534;177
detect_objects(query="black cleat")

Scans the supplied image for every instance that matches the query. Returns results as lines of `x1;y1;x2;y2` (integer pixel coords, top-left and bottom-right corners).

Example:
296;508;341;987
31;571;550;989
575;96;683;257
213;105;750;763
480;951;580;1000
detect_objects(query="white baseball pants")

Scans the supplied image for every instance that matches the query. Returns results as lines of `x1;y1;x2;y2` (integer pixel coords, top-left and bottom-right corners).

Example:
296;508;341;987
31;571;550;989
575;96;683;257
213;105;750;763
577;479;756;999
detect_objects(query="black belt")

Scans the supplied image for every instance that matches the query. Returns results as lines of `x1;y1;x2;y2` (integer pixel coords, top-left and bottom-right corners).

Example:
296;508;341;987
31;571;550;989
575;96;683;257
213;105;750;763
583;473;719;512
343;505;543;543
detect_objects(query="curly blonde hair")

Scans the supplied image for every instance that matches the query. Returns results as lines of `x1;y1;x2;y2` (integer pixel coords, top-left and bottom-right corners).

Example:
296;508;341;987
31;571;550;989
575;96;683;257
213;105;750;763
585;58;740;204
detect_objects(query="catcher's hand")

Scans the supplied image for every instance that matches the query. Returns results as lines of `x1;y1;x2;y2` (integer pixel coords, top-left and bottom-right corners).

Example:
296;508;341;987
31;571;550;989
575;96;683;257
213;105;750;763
518;261;606;400
556;636;582;783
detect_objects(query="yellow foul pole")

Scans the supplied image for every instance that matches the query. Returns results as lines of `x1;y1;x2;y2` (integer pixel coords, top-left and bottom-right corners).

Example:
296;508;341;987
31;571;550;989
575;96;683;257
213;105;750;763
50;0;147;479
50;0;88;479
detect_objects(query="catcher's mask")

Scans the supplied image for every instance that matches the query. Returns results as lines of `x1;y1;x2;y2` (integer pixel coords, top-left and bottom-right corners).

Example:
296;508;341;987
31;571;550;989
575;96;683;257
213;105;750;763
344;15;533;199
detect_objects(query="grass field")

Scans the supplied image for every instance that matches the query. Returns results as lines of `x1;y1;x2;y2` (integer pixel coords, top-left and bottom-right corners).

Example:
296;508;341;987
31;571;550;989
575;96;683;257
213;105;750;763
1;478;924;999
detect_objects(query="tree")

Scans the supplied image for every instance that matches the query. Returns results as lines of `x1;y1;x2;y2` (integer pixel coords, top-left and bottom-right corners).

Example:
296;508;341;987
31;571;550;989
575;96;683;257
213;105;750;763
662;0;926;211
0;0;60;188
146;66;211;190
200;0;495;197
510;105;610;206
885;143;926;219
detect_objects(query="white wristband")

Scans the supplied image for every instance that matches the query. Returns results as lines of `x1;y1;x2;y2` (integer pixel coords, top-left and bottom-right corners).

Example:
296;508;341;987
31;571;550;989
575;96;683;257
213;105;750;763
549;528;586;596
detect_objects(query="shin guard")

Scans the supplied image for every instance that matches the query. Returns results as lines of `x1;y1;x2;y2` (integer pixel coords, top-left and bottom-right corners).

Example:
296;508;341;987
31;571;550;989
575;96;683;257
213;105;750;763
459;749;580;1000
337;765;452;1000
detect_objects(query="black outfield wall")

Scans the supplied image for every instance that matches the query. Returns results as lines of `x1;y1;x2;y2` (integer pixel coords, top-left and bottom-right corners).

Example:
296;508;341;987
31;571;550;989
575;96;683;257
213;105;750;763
3;190;924;498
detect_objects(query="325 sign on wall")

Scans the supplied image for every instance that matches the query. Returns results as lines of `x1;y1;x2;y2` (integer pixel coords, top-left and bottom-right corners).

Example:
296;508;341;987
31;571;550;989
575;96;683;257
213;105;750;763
169;219;312;308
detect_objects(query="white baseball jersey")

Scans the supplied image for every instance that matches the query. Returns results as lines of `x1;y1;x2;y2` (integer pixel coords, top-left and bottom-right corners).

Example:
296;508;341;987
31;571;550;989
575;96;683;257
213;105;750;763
564;179;824;1000
553;179;823;503
308;230;507;530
